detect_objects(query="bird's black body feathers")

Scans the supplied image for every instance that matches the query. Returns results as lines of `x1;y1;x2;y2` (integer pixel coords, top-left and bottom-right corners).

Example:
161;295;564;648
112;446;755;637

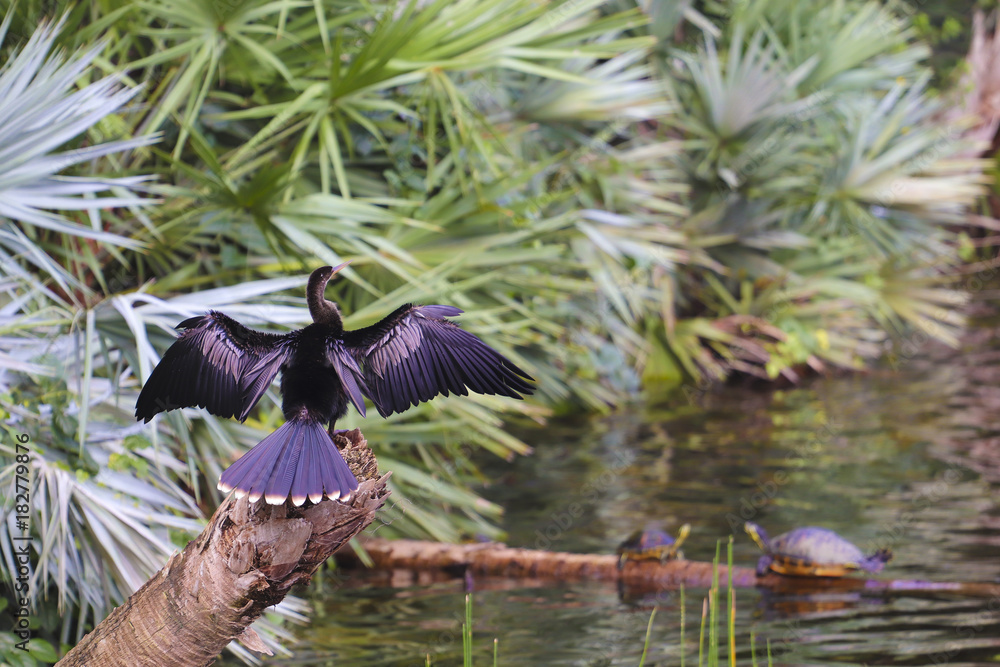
135;264;534;505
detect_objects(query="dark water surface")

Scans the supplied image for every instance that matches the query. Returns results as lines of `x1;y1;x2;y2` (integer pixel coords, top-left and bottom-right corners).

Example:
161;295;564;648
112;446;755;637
277;324;1000;666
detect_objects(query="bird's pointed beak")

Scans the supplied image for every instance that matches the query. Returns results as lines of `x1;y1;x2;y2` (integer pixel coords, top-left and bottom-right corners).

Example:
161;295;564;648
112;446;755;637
330;260;352;275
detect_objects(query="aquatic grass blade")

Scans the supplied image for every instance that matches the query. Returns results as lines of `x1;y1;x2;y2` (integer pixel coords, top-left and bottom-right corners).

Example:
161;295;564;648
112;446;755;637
710;540;720;666
728;537;735;667
638;607;657;667
698;596;707;667
463;593;473;667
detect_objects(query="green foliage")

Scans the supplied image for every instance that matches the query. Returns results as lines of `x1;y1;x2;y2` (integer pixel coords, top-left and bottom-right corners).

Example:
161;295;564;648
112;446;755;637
0;0;667;655
648;0;990;381
0;634;59;667
909;0;995;84
0;0;989;660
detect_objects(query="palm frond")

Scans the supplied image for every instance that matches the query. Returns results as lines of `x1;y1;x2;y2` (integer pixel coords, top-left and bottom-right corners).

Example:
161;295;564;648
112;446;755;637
0;14;157;294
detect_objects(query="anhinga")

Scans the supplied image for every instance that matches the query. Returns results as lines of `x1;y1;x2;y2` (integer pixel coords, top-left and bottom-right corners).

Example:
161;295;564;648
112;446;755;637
135;262;533;506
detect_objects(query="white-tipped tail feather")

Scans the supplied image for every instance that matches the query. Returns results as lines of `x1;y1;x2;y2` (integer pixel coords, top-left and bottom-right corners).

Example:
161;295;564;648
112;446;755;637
218;419;358;505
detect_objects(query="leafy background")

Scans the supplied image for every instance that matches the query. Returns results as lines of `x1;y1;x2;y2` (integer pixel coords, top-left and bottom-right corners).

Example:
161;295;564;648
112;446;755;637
0;0;995;662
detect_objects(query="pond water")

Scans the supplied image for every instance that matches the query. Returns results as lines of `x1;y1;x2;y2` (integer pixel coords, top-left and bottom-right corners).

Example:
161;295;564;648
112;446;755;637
273;320;1000;666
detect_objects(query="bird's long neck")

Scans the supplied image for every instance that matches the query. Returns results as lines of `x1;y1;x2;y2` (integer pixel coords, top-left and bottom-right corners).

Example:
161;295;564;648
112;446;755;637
307;271;343;331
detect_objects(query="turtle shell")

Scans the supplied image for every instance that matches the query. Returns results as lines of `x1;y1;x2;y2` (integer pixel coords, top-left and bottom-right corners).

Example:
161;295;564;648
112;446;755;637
616;525;690;565
764;527;889;577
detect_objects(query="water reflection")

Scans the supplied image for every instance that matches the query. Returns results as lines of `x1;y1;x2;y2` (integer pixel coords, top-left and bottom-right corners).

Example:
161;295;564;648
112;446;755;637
268;320;1000;665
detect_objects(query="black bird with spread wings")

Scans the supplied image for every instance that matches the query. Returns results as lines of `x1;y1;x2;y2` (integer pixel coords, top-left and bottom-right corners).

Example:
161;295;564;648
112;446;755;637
135;262;533;505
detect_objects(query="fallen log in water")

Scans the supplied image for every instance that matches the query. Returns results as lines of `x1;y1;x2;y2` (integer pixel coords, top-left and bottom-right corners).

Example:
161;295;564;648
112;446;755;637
340;538;1000;599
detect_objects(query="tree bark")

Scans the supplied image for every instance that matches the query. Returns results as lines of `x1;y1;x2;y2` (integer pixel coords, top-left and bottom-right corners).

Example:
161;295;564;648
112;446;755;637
341;538;1000;599
343;538;758;589
58;429;388;667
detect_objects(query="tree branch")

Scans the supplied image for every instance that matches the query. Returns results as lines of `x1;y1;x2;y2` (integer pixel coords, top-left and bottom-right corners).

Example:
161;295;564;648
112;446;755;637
57;429;388;667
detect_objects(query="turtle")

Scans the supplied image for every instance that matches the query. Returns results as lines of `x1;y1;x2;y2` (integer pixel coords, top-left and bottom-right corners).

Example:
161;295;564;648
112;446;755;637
744;522;892;577
616;524;690;568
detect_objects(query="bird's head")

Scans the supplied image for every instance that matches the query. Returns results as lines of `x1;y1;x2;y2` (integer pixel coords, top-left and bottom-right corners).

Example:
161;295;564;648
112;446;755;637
307;261;351;328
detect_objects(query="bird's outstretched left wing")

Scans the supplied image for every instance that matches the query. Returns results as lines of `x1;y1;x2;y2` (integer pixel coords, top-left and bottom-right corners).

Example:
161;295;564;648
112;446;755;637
341;304;534;417
135;311;292;422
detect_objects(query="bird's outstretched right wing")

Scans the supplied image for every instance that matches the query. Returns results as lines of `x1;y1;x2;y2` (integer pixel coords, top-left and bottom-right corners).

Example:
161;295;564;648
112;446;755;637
135;311;292;422
340;304;534;417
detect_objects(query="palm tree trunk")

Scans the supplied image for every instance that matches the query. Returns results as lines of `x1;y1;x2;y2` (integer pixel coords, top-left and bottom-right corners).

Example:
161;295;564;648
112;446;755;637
57;429;387;667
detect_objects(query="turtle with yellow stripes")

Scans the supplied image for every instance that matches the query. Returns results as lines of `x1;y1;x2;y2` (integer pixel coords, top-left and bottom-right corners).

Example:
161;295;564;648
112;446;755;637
745;522;891;577
616;524;690;568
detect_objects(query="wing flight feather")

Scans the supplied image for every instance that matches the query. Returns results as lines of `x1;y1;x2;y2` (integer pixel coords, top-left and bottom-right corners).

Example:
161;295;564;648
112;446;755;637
135;311;292;422
325;338;369;417
341;304;533;417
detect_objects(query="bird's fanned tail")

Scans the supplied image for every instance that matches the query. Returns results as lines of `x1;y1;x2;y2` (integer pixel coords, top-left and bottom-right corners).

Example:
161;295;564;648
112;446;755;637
217;419;359;505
